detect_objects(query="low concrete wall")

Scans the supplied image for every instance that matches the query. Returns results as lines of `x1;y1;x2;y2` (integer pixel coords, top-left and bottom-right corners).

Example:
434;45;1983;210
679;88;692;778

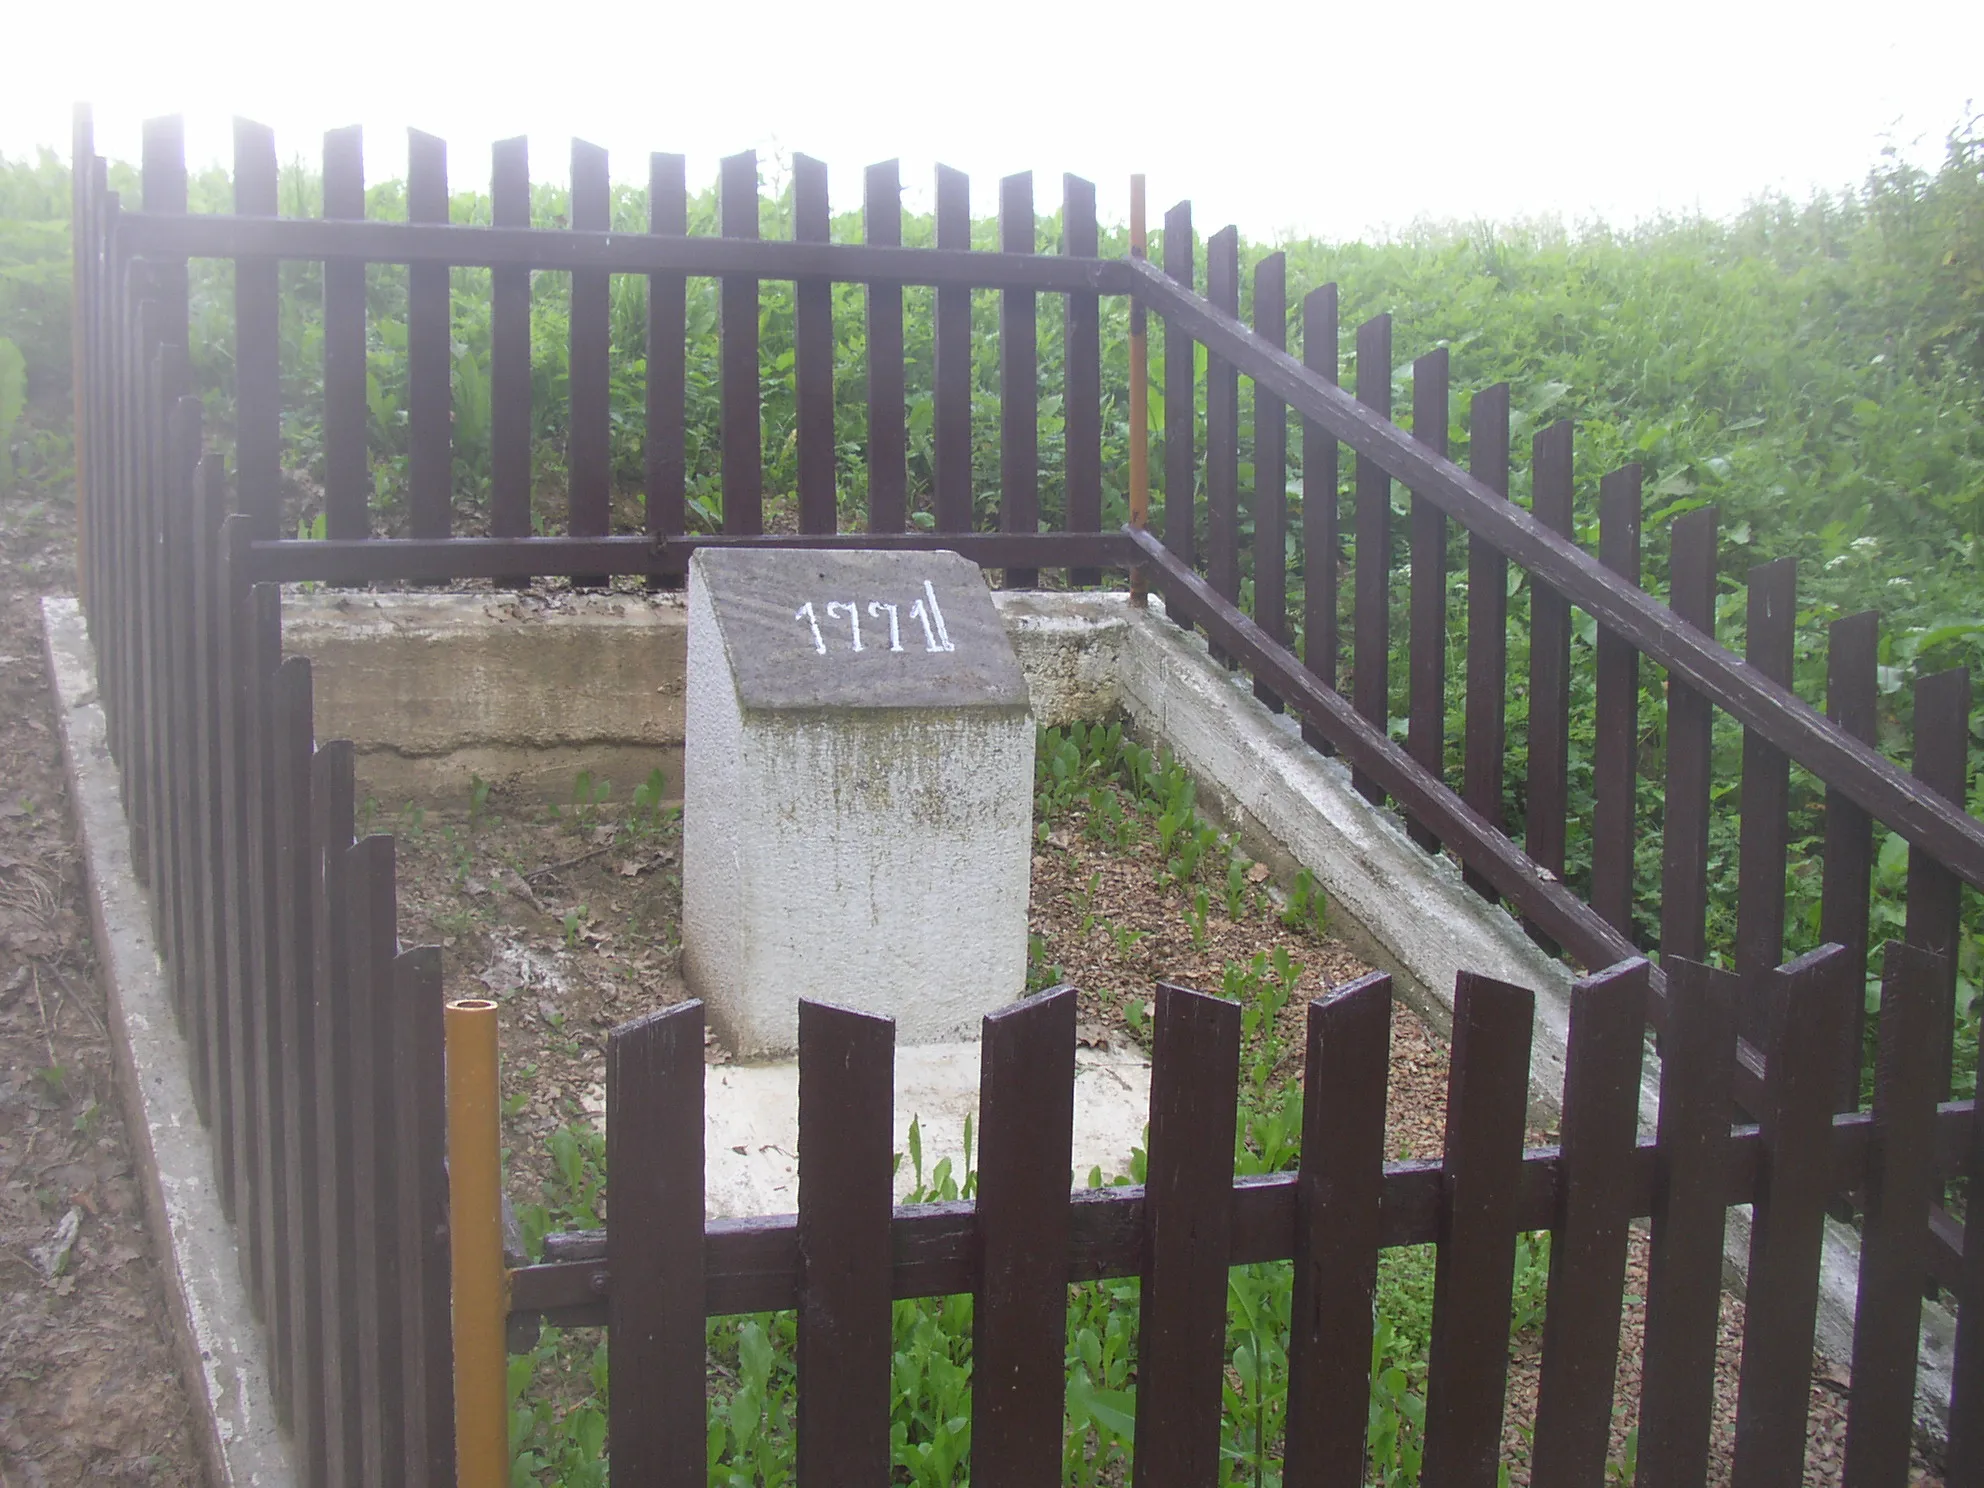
282;590;689;806
283;588;1126;806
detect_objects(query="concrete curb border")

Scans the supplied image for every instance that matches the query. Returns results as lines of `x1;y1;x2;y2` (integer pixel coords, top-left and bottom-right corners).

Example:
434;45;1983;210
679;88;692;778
42;596;294;1488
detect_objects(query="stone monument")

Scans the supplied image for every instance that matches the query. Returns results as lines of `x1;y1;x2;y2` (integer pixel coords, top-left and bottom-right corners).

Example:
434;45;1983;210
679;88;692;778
681;547;1034;1056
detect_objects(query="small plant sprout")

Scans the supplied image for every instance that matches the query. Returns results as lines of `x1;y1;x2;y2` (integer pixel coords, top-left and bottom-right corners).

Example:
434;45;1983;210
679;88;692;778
467;771;493;827
1225;856;1251;920
396;801;426;844
1283;867;1330;937
629;766;670;828
570;769;611;827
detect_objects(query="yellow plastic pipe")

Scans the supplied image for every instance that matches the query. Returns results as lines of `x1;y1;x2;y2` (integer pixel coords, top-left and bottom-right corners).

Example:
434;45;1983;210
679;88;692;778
446;997;507;1488
1128;173;1150;608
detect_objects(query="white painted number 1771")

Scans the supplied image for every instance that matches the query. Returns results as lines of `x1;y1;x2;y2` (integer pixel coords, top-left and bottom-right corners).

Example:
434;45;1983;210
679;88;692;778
796;580;956;656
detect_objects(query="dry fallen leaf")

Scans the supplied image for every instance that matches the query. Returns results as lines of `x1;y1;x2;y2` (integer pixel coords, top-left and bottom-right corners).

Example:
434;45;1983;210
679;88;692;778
1245;862;1270;883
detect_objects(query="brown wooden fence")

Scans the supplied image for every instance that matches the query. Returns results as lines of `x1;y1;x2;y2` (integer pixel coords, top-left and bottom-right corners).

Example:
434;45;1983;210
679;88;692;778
505;950;1981;1487
63;101;1984;1482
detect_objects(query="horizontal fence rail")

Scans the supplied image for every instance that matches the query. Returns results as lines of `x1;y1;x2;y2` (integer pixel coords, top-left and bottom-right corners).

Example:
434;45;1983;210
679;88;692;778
509;1091;1981;1322
245;531;1136;585
111;212;1137;291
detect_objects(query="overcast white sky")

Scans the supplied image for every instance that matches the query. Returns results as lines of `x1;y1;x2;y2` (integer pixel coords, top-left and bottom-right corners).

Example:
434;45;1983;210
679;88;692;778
5;0;1979;239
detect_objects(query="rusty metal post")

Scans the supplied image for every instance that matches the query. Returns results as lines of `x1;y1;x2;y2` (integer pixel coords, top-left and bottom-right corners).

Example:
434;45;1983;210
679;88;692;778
1128;174;1150;608
445;998;506;1488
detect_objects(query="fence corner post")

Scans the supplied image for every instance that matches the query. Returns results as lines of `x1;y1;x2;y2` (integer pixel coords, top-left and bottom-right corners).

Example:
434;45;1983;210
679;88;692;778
1129;172;1150;609
445;997;507;1487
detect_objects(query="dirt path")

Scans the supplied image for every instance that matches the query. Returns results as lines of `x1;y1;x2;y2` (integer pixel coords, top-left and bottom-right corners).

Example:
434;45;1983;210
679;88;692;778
0;478;205;1484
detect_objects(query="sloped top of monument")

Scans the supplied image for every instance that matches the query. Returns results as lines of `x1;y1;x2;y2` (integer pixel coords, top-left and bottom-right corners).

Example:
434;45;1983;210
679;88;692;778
689;547;1031;714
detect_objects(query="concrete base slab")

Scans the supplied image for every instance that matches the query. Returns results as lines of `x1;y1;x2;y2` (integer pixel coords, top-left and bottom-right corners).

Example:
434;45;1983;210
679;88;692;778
699;1039;1152;1218
42;597;292;1488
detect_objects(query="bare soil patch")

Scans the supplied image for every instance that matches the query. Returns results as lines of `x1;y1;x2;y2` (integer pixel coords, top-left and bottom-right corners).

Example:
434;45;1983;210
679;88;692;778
0;482;203;1483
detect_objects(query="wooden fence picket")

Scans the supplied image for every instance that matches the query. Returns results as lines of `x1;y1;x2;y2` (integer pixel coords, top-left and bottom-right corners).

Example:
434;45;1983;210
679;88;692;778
1251;249;1288;707
1635;957;1742;1488
1299;281;1340;750
489;135;532;543
322;125;367;541
1529;957;1649;1487
1735;557;1799;1055
1421;972;1534;1488
1350;312;1392;805
607;1000;707;1486
1842;942;1949;1487
973;987;1079;1486
1522;418;1573;922
795;1002;896;1488
1730;945;1856;1487
1064;174;1104;588
1590;466;1642;937
932;164;973;535
567;138;611;554
310;740;362;1488
645;151;688;555
1134;982;1242;1488
1459;380;1511;899
1658;508;1719;969
272;657;325;1483
1405;344;1448;846
1204;226;1241;628
407;130;451;541
864;159;907;537
1161;199;1195;570
1818;609;1879;1111
1284;972;1392;1488
793;154;836;536
999;172;1040;589
717;149;762;535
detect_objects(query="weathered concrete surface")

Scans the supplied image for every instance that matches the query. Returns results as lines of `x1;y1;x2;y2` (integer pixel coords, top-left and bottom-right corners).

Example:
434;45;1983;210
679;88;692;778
42;597;293;1488
681;551;1033;1056
691;547;1031;713
701;1036;1152;1217
994;591;1130;726
282;589;689;805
